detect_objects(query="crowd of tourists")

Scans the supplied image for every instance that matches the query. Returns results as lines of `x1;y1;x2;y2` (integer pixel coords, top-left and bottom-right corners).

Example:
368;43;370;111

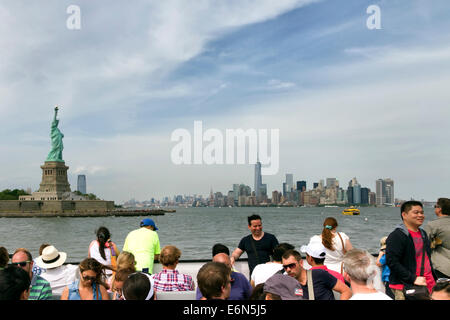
0;198;449;301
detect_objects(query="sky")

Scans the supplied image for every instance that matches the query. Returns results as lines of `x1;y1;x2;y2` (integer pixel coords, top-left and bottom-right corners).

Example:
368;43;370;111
0;0;449;203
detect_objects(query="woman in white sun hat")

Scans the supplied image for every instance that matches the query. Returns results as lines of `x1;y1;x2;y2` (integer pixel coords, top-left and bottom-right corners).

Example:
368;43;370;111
35;245;78;297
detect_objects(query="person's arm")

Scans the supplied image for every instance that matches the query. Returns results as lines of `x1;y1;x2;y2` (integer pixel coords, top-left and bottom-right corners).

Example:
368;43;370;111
60;287;69;300
112;242;120;257
99;285;109;300
376;251;384;267
230;248;244;265
153;234;161;262
333;279;352;300
344;238;353;252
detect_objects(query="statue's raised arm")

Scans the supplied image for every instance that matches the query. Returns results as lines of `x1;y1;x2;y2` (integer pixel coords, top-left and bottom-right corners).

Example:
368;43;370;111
46;106;64;162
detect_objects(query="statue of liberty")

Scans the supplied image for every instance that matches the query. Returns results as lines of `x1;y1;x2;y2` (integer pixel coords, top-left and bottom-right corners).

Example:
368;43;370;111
46;106;64;162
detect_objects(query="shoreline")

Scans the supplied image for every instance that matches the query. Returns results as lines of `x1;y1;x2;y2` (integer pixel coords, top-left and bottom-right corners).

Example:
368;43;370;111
0;209;175;218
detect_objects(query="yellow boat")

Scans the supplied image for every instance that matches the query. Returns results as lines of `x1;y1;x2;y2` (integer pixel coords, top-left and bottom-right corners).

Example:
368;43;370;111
342;206;360;215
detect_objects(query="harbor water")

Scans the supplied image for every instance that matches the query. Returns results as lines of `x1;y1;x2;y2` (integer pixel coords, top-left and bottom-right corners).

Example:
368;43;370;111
0;206;437;262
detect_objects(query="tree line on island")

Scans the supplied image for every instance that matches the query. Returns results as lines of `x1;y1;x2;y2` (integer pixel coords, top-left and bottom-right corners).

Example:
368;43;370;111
0;189;99;201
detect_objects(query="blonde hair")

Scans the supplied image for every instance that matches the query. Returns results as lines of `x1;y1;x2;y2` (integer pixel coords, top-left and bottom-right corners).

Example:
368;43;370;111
116;251;136;271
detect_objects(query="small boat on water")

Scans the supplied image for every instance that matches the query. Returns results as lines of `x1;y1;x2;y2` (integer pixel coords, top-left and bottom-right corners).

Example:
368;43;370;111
342;206;360;215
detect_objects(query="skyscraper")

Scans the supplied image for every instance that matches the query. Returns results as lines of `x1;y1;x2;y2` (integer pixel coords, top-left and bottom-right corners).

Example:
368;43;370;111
326;178;337;189
353;183;361;204
286;174;293;192
384;179;395;205
77;175;86;194
376;178;395;206
296;181;306;192
254;161;262;199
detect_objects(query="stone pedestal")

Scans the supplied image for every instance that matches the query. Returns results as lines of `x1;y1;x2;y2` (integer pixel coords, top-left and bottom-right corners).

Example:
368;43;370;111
21;161;71;201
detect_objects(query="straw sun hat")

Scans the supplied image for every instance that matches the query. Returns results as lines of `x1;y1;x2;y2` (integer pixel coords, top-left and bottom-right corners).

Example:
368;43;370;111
35;245;67;269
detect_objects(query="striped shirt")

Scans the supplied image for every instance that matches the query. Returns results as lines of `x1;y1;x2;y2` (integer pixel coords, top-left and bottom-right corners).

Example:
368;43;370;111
153;269;195;292
29;275;52;300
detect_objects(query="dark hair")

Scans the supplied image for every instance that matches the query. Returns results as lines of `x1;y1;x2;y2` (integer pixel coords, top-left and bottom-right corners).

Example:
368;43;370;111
437;198;450;216
322;217;338;250
400;200;423;219
265;292;282;300
282;249;302;262
272;243;295;262
0;247;9;268
197;262;231;299
0;266;31;300
432;280;450;295
123;272;155;300
79;257;109;289
310;256;326;265
212;244;230;257
250;283;266;300
248;214;262;226
96;226;111;260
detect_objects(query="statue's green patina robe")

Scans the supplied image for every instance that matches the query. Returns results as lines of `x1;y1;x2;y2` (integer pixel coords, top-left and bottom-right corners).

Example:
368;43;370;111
46;107;64;162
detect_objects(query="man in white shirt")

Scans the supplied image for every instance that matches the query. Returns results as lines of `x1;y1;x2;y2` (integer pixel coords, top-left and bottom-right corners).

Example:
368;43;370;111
35;245;78;297
343;248;392;300
250;243;294;287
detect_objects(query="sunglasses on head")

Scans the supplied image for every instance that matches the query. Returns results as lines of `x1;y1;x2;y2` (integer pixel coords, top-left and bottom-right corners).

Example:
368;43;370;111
12;261;30;267
283;262;297;270
436;278;450;284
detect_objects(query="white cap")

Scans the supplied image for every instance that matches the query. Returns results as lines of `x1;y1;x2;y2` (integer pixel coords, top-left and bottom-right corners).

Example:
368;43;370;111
300;241;326;259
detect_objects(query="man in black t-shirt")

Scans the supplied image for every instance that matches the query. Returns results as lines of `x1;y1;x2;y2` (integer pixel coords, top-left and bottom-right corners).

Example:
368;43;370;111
281;249;352;300
230;214;279;276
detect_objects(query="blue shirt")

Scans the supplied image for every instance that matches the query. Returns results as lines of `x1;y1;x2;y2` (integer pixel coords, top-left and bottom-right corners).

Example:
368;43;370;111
67;280;102;300
379;254;390;282
196;271;252;300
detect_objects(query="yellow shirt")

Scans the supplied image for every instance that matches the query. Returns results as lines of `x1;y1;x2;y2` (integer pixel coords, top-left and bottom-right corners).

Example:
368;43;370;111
123;227;161;273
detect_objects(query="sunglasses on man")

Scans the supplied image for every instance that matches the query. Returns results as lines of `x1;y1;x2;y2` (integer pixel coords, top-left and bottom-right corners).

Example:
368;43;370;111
11;261;31;267
283;262;297;270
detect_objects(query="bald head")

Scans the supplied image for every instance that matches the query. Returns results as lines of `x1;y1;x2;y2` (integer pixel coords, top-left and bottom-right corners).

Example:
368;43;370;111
213;253;232;269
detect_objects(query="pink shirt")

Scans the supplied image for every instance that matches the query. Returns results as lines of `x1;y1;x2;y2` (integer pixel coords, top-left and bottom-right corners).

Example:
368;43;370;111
311;265;345;284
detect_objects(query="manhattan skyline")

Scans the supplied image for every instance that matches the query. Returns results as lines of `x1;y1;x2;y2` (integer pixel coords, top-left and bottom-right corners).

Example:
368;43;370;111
1;1;449;203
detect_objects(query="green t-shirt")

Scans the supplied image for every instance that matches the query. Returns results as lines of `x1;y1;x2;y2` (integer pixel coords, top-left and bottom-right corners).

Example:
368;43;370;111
123;228;161;273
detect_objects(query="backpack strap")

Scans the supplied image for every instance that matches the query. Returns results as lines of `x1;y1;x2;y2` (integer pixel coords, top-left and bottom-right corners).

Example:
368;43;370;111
307;269;315;300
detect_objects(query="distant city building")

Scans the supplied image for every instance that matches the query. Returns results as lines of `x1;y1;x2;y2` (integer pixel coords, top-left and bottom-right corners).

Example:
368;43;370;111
326;178;337;189
77;175;86;194
353;183;361;204
296;181;306;192
285;174;294;192
347;186;354;204
376;178;395;206
361;187;370;205
254;161;263;199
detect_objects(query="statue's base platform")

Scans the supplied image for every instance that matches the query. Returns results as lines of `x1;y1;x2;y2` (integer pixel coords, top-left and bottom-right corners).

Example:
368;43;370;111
0;200;170;217
0;200;114;215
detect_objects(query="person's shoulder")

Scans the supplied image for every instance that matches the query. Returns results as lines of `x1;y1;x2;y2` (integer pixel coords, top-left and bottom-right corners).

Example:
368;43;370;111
263;232;278;240
232;271;248;279
312;268;336;281
36;274;51;284
239;234;252;242
338;232;349;239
